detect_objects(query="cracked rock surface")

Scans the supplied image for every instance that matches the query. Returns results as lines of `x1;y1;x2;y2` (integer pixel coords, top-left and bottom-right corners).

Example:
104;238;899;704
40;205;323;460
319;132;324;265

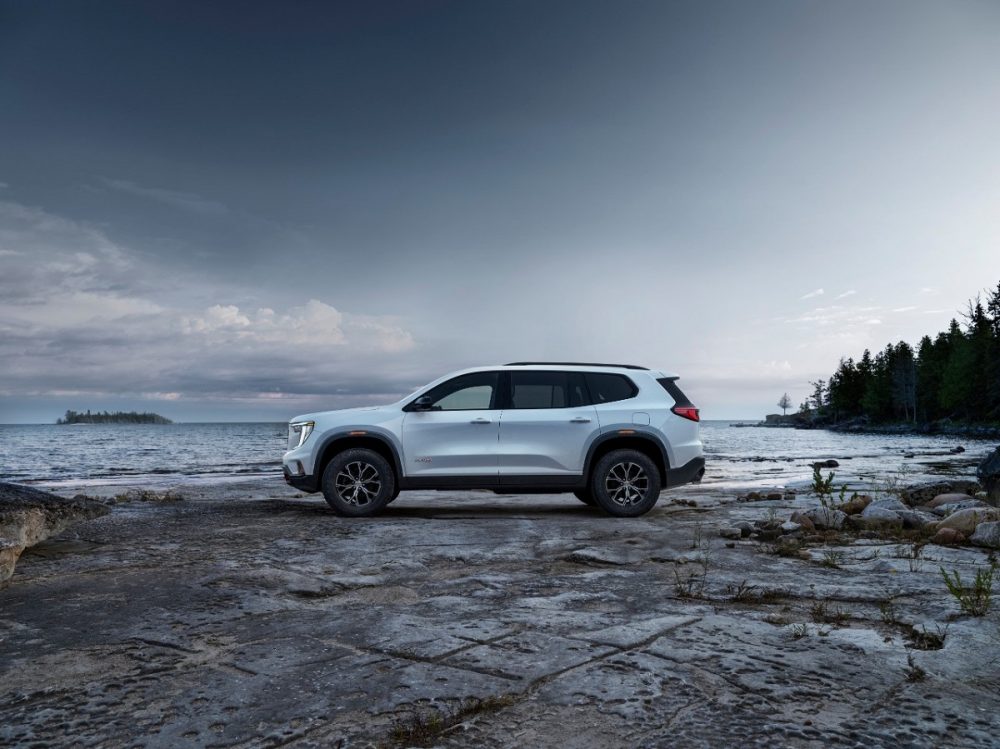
2;479;999;747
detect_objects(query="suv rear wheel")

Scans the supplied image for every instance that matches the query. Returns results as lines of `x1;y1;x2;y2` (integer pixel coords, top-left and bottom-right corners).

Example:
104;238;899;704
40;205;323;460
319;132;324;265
591;449;661;517
321;448;395;517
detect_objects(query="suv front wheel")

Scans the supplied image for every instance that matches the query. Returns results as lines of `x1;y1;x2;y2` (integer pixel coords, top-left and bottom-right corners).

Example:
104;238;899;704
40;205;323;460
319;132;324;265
591;449;661;517
321;448;396;517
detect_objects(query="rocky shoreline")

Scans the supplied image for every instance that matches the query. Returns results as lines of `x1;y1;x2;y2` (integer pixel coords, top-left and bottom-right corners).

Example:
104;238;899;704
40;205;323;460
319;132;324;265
3;464;1000;747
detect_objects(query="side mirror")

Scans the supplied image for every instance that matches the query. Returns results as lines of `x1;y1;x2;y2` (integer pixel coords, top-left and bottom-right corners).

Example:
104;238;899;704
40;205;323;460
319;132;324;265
412;395;434;411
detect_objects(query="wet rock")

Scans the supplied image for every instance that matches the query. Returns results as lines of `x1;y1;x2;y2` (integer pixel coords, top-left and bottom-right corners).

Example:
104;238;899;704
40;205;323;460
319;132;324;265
836;494;872;515
804;507;846;530
0;482;109;583
936;507;1000;536
930;527;966;546
766;491;783;501
735;521;754;538
811;459;839;469
740;491;763;502
977;446;1000;506
719;527;742;540
903;452;915;459
858;506;903;531
969;521;1000;549
951;446;966;454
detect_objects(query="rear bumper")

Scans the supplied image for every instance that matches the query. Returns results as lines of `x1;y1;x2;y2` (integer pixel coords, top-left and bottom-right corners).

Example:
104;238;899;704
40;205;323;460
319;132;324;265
283;466;319;493
665;456;705;488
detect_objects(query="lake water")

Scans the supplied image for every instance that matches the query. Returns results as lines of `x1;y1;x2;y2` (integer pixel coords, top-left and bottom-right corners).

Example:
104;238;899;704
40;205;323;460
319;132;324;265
0;421;992;491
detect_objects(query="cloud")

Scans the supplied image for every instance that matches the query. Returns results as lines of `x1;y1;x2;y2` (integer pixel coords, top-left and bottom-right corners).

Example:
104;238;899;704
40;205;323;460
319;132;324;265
835;290;856;299
919;287;940;296
100;177;229;215
800;288;824;300
0;199;418;404
892;306;918;313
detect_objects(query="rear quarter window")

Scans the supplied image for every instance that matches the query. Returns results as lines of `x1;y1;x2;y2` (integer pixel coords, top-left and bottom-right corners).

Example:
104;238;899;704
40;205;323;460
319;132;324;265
584;372;637;404
657;377;693;406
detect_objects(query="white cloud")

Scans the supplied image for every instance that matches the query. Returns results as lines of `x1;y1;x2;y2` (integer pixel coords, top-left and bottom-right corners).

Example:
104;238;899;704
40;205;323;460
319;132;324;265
835;290;856;299
892;306;918;313
800;288;824;300
919;287;940;295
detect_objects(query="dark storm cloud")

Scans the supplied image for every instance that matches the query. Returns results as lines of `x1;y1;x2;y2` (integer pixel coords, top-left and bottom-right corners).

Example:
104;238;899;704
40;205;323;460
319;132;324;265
2;0;1000;421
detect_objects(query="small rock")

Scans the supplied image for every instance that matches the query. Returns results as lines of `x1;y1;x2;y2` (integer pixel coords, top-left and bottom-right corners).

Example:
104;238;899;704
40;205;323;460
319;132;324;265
790;511;817;532
930;527;966;546
903;452;915;459
951;446;965;454
928;499;989;517
837;494;872;515
811;459;840;469
780;521;802;535
969;521;1000;549
936;507;1000;536
766;491;783;501
735;521;754;538
804;507;847;530
859;505;903;531
784;488;797;496
719;527;742;540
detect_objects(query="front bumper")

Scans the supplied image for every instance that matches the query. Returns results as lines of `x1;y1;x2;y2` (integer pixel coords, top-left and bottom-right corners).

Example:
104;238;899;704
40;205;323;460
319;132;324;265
665;456;706;488
283;465;319;493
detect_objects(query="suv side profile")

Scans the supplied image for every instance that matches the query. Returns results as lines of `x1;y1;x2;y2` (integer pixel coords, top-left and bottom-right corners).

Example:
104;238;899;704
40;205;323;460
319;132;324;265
283;363;705;517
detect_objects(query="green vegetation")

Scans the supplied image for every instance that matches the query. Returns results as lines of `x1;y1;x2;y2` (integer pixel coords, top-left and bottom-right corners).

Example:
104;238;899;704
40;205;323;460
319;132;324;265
57;409;172;425
809;281;1000;425
940;565;994;617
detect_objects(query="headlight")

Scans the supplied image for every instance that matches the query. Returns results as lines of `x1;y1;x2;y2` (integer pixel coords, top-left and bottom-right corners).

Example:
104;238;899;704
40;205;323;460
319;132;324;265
288;421;315;450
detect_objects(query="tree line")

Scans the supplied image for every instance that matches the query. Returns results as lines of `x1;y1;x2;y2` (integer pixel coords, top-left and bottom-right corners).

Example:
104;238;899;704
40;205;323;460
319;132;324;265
806;282;1000;425
57;410;173;425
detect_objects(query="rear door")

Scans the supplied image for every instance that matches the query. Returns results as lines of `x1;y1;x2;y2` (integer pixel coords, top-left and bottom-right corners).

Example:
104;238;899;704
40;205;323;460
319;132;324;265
498;370;599;477
401;371;501;480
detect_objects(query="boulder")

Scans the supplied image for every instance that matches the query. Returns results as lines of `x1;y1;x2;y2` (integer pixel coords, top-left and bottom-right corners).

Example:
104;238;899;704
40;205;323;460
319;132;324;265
951;446;965;454
837;494;872;515
930;527;966;546
977;446;1000;506
858;505;903;531
926;493;977;508
719;527;742;540
935;507;1000;536
766;491;783;501
969;521;1000;549
867;497;909;513
735;521;754;538
927;499;989;517
898;481;979;506
780;521;802;535
804;507;846;531
0;482;109;583
811;459;840;469
896;509;938;530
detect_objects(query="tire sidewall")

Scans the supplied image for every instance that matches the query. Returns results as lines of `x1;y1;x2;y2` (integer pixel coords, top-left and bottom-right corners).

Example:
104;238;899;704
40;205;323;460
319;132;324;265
321;448;396;517
592;449;661;517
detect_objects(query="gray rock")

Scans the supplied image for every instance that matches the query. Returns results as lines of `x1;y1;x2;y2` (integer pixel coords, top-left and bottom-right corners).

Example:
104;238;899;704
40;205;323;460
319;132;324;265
735;521;754;538
0;482;109;583
858;505;903;530
867;497;909;513
977;446;1000;506
719;527;742;540
899;480;979;506
969;521;1000;549
779;521;802;535
811;459;839;469
805;507;847;530
936;507;1000;535
896;509;938;530
929;499;989;517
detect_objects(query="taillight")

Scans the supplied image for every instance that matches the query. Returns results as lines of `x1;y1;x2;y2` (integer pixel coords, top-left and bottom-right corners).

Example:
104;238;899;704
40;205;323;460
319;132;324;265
671;405;700;422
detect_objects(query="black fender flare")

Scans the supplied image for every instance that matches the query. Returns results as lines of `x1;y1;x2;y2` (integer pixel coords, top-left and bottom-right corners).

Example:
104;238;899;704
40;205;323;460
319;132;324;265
582;431;671;485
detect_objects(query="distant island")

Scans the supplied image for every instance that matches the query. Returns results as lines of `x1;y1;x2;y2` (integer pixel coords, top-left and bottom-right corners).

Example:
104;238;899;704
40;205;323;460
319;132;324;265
57;410;172;425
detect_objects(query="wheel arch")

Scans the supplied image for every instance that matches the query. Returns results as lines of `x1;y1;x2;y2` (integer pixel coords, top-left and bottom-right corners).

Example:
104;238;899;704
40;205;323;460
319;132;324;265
315;431;403;484
583;433;669;487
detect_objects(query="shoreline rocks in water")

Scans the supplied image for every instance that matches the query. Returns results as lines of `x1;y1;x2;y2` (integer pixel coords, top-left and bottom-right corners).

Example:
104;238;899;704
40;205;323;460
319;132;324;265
0;483;109;583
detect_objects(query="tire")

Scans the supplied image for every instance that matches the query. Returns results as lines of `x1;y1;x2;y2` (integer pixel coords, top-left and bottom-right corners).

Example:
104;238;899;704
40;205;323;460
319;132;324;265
573;489;597;506
591;449;662;517
321;448;396;517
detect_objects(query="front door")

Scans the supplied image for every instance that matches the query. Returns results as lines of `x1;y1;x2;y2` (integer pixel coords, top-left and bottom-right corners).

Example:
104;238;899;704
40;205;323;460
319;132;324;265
401;371;501;480
498;370;598;478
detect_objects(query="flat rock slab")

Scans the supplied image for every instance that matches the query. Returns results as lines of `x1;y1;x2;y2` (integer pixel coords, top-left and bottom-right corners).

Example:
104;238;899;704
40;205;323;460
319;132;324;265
2;479;1000;747
0;482;109;582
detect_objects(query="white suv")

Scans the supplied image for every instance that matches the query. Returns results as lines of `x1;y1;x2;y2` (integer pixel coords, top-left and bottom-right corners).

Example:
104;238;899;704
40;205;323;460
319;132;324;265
283;362;704;517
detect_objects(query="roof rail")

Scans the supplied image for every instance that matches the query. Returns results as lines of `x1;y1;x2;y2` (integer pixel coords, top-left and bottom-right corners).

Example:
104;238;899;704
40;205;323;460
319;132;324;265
504;361;649;371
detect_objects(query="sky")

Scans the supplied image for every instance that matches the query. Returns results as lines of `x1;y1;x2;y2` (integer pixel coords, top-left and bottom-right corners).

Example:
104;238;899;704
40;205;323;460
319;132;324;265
1;0;999;423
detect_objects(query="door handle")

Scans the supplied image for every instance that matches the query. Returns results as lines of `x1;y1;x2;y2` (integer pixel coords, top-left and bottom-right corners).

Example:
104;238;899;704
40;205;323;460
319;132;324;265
570;417;592;423
470;417;492;424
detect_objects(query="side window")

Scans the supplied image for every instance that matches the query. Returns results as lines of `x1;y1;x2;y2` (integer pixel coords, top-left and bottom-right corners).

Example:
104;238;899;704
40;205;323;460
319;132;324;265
509;371;587;409
584;373;637;404
423;372;499;410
